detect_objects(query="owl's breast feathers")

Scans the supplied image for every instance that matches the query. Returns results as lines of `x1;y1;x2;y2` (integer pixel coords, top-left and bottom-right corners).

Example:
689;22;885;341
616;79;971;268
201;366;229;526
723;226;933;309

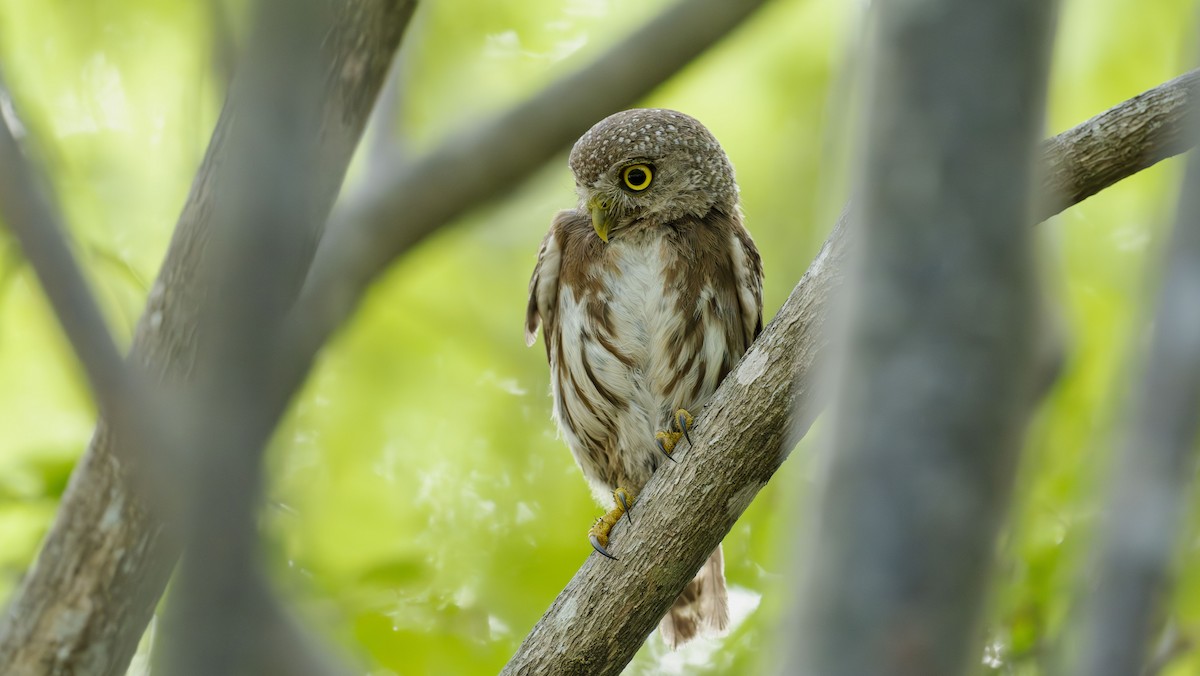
525;207;762;494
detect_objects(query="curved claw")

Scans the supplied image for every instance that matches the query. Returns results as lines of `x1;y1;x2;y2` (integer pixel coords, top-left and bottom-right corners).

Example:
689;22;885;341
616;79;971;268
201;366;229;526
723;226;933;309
616;489;633;524
589;534;618;560
656;437;679;463
677;410;694;446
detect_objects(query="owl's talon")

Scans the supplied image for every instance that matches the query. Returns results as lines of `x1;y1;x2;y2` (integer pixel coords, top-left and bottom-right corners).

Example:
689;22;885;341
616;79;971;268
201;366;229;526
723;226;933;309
675;408;695;447
587;487;636;560
615;487;634;524
656;434;679;463
589;533;618;560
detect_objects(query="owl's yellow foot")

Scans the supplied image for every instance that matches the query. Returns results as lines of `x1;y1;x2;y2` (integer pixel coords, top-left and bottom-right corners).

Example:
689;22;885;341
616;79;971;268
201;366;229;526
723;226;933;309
588;487;635;560
655;409;695;463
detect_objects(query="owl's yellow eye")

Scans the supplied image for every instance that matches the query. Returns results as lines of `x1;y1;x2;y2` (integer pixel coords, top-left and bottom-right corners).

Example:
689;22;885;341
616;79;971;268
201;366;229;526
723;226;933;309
621;164;653;191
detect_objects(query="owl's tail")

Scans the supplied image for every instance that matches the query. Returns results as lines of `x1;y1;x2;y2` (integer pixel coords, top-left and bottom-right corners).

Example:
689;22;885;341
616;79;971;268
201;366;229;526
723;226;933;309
658;545;730;650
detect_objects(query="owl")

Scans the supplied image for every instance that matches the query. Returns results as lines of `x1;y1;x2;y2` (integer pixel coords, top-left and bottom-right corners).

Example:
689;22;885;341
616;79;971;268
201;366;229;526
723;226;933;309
525;109;763;648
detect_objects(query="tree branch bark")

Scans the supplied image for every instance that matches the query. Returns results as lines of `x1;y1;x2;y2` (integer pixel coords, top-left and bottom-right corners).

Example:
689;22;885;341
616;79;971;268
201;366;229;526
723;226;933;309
0;3;416;674
500;70;1200;676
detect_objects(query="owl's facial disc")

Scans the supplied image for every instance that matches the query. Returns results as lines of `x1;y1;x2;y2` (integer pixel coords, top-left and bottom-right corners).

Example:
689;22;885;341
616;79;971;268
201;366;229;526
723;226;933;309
586;161;658;242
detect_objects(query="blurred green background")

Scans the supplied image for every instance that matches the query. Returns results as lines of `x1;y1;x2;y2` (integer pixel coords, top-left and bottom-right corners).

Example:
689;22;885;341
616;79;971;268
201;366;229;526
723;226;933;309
1;0;1198;673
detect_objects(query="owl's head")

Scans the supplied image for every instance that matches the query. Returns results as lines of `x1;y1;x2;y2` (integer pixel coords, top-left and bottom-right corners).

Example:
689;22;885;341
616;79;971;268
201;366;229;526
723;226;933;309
568;108;736;242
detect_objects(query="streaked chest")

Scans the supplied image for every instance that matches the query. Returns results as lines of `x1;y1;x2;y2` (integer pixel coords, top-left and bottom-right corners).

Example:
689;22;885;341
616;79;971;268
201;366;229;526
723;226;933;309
554;230;733;411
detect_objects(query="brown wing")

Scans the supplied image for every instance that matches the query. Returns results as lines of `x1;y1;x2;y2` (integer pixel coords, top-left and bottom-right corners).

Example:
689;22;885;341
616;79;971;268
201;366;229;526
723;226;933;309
733;223;764;348
525;211;568;360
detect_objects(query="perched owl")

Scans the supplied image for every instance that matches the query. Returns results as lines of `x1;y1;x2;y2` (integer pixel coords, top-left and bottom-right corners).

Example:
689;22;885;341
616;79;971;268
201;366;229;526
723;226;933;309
525;109;763;648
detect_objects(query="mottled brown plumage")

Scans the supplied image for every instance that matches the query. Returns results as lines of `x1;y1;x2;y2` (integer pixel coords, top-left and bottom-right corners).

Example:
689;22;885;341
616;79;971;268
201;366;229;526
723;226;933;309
525;109;762;648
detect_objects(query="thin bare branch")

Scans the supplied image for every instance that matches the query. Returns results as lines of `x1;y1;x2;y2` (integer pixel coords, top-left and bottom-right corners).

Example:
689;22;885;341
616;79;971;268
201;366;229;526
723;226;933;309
499;70;1200;675
0;84;129;420
1073;70;1200;676
0;79;184;536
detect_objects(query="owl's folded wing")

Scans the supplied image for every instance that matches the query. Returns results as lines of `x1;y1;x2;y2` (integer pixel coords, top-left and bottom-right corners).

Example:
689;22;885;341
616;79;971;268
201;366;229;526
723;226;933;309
732;223;764;348
525;213;567;358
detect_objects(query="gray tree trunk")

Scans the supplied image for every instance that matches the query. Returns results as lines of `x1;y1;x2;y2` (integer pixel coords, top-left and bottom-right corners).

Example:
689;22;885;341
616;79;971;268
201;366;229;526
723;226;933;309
0;3;415;673
789;0;1054;673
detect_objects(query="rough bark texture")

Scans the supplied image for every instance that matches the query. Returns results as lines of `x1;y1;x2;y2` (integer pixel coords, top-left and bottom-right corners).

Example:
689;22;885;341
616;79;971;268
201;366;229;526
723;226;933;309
0;3;415;674
500;70;1200;676
1040;70;1200;213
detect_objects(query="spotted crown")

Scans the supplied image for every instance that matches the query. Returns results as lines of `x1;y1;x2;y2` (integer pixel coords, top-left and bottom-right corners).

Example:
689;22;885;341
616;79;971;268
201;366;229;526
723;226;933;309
568;108;736;205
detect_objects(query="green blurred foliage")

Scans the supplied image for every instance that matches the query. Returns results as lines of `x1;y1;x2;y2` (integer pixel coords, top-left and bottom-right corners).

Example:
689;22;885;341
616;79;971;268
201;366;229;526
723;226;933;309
0;0;1198;673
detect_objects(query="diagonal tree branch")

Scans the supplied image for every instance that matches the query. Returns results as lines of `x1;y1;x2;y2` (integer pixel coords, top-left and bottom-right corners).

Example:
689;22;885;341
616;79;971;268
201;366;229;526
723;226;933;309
0;3;417;674
1040;71;1200;215
0;78;188;539
499;69;1200;675
0;89;129;422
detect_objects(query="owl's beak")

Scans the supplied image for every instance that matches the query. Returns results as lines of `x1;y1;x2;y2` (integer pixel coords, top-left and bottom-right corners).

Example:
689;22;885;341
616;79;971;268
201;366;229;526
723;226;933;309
588;198;616;243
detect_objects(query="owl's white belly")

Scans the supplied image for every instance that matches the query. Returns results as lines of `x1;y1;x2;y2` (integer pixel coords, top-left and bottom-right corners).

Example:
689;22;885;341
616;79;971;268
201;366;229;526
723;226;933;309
550;234;731;502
